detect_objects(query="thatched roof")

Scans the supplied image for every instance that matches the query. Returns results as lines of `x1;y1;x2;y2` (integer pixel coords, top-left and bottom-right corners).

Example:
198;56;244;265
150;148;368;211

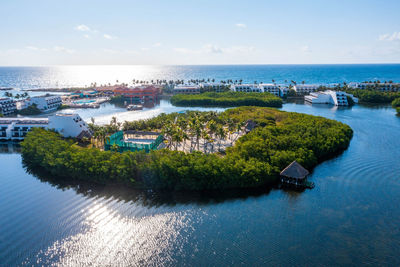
280;161;309;179
76;130;92;140
245;120;257;133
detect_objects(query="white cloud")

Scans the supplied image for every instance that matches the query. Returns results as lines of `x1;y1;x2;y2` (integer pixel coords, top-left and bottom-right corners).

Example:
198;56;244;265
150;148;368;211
204;44;223;54
99;49;139;55
236;23;247;29
83;34;90;39
379;32;400;41
54;46;75;54
174;44;255;55
102;49;118;54
224;46;255;53
141;47;150;51
301;45;311;53
103;34;116;40
152;42;162;47
25;46;47;51
174;47;198;54
75;24;91;32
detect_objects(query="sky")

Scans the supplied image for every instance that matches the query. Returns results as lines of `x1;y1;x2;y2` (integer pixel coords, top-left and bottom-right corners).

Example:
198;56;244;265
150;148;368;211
0;0;399;65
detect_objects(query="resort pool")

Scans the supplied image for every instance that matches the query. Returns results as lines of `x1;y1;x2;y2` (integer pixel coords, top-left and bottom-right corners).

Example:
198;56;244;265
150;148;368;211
74;99;96;104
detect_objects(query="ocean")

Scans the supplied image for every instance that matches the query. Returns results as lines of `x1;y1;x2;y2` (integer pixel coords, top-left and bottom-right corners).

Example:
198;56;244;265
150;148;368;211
1;64;400;90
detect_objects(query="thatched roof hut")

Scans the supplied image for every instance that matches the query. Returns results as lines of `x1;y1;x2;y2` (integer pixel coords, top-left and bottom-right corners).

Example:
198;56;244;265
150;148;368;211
280;161;309;180
245;120;257;133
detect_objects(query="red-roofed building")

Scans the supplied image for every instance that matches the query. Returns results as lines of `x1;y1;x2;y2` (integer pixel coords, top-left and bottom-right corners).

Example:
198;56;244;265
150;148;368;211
113;85;160;103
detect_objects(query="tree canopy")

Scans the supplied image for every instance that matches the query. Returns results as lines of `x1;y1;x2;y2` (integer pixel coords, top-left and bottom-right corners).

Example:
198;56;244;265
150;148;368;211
170;92;282;108
21;107;352;191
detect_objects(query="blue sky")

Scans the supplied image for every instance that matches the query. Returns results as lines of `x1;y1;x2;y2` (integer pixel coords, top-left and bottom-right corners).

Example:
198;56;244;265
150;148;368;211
0;0;399;65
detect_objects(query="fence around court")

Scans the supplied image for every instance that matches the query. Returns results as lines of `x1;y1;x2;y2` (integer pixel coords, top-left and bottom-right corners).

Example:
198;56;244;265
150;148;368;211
105;131;164;152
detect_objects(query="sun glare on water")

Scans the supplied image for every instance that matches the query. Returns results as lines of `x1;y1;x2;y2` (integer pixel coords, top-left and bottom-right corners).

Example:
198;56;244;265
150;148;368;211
30;200;192;266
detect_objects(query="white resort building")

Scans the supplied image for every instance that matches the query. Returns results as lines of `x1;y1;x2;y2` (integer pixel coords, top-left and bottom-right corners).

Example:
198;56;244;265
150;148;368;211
293;84;320;95
258;83;282;96
199;83;227;92
15;100;30;110
348;82;400;92
173;85;201;94
29;95;62;112
0;98;17;116
305;90;358;106
231;84;262;93
0;113;92;141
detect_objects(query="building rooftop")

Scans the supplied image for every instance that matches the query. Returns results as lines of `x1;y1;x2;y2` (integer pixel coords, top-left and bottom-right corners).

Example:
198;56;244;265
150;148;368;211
280;161;309;180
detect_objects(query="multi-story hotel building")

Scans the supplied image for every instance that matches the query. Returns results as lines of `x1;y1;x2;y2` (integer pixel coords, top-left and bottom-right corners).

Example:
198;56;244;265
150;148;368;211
0;113;91;140
348;82;400;92
293;84;320;95
29;95;62;112
0;98;17;116
258;83;281;96
231;84;262;93
173;85;201;94
114;85;160;102
305;90;358;106
199;83;228;93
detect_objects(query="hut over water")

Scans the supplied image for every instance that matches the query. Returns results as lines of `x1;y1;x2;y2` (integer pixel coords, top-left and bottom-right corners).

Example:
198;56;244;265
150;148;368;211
280;161;314;188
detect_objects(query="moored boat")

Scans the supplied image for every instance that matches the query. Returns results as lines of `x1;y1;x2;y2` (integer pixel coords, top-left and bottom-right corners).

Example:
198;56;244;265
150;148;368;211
127;104;143;111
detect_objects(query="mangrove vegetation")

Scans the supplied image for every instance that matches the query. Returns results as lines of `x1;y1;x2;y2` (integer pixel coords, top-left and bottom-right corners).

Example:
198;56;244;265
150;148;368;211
21;107;353;191
170;92;283;108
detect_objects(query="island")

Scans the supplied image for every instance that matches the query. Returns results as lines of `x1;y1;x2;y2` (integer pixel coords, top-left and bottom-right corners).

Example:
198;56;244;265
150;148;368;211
170;92;283;108
393;98;400;114
21;106;353;191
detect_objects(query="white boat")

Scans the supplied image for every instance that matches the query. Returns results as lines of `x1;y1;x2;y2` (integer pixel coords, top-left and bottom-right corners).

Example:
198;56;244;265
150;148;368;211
127;104;143;111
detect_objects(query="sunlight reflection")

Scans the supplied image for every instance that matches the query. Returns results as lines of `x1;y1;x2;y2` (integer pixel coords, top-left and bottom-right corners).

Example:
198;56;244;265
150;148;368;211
32;200;192;266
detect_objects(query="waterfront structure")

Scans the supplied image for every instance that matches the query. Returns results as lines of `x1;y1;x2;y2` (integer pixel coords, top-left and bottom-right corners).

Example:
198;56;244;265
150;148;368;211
293;84;320;95
231;84;262;93
348;82;400;92
29;95;62;112
280;161;314;188
114;85;159;102
279;86;290;96
95;85;120;95
173;85;201;95
199;83;228;93
258;83;281;96
15;100;30;110
105;130;164;152
0;113;91;140
305;90;358;106
0;98;17;115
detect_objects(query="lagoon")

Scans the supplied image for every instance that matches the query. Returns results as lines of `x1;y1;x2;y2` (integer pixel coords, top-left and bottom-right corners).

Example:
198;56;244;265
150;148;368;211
1;101;400;265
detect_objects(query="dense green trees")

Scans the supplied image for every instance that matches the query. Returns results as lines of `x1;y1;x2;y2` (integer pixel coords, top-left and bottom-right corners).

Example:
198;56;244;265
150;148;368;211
17;104;41;115
392;98;400;108
22;107;352;191
393;98;400;115
170;92;283;108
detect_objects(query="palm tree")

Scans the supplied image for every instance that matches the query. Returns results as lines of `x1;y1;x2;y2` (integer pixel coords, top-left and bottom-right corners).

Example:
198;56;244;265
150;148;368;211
216;126;226;152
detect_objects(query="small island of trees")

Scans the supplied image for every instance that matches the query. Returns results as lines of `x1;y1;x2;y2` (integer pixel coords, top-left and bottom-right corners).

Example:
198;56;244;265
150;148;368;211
392;98;400;115
170;92;283;108
21;107;352;191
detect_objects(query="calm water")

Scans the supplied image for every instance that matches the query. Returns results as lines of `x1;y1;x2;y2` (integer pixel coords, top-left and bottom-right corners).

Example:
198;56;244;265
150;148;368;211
1;102;400;266
1;64;400;90
1;65;400;265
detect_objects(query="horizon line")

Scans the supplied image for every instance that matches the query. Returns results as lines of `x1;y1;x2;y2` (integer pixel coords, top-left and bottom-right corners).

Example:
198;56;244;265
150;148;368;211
1;63;400;67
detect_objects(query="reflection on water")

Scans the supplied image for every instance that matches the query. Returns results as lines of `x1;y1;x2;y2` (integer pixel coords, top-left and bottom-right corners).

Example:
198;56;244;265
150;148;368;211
0;143;21;153
1;103;400;265
57;99;227;125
